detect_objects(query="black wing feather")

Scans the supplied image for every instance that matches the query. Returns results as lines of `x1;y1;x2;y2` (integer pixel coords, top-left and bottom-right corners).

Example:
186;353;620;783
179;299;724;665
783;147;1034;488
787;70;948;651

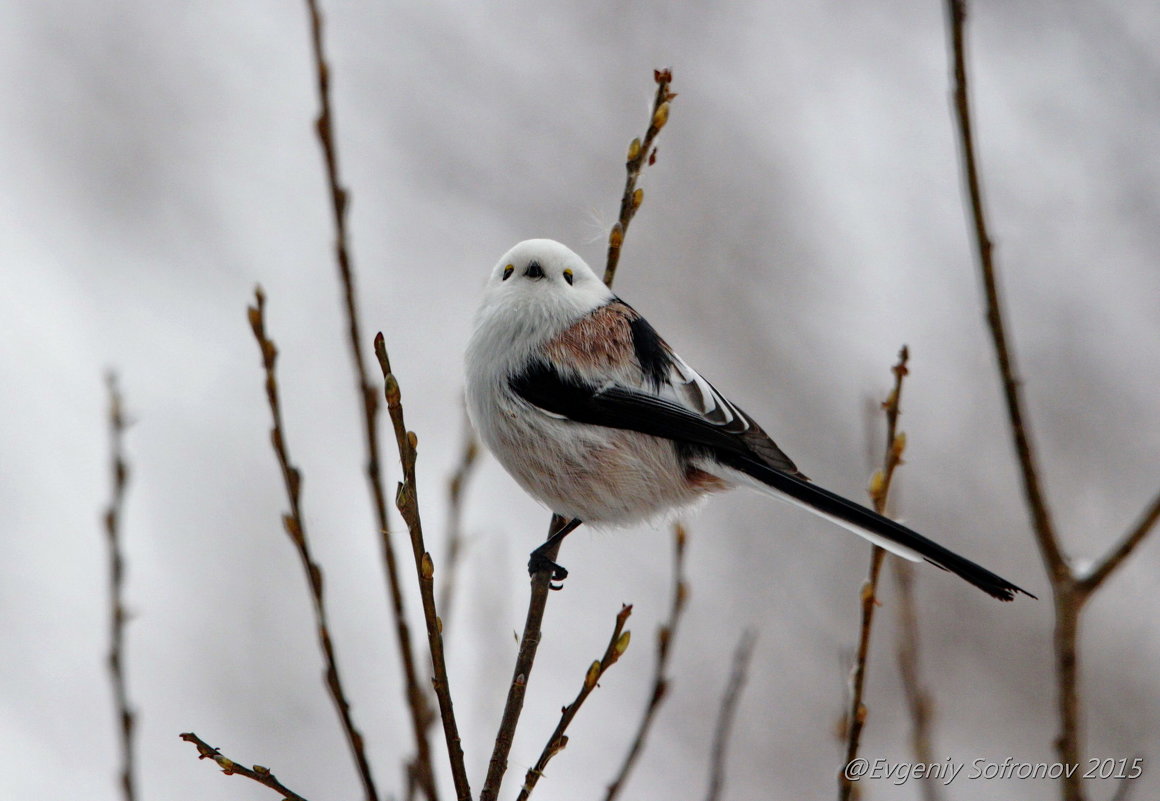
627;313;672;389
510;360;1033;601
511;360;752;458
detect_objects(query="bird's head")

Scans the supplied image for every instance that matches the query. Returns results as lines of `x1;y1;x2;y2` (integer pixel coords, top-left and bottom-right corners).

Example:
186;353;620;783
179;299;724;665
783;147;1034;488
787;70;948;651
478;239;614;335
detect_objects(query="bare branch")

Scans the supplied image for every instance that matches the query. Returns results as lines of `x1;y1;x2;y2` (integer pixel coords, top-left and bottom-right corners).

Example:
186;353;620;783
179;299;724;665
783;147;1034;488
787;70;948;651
481;69;676;801
838;345;910;801
603;68;676;287
604;524;690;801
943;5;1093;798
516;605;634;801
300;2;437;796
103;372;136;801
1078;489;1160;597
838;548;885;797
247;288;380;801
704;630;757;801
180;733;311;801
374;334;473;801
945;0;1065;581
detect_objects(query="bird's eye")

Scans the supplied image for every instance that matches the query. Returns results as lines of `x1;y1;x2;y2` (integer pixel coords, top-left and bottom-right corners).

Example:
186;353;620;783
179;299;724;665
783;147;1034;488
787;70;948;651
502;264;514;281
563;269;574;286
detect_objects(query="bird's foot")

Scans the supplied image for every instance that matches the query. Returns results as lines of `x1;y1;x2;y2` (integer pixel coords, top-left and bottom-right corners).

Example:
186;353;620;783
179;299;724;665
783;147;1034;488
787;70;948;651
528;549;569;590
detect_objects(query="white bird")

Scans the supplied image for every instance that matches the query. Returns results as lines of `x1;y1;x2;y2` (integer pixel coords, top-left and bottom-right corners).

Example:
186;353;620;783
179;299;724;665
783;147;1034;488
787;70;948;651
465;239;1031;601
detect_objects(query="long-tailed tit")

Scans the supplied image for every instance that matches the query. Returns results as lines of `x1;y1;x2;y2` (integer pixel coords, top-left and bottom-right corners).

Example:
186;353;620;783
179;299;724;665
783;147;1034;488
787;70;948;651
465;239;1031;601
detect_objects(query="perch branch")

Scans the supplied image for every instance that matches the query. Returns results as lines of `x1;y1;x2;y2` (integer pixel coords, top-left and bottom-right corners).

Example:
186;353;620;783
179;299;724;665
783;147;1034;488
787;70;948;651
479;516;567;801
247;288;379;801
300;2;437;797
515;605;634;801
480;69;676;801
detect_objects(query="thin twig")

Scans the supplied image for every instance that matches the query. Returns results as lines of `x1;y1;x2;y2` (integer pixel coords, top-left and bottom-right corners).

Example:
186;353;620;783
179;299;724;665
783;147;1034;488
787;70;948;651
946;0;1065;580
247;288;380;801
104;373;136;801
374;334;473;801
603;68;676;286
838;346;910;801
1107;763;1140;801
948;10;1160;799
892;559;941;801
704;630;757;801
942;5;1095;799
301;2;437;797
1077;489;1160;597
604;524;690;801
180;733;311;801
438;419;480;625
480;69;676;801
516;605;634;801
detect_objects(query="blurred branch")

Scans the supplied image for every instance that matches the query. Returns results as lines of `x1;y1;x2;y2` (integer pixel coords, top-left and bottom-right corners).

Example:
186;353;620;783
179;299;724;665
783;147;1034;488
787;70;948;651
374;334;473;801
301;1;437;797
516;605;634;801
892;559;941;801
103;372;136;801
1077;490;1160;596
180;733;310;801
838;345;910;801
247;288;380;801
481;69;676;801
604;524;690;801
945;4;1092;799
944;0;1066;580
944;3;1160;798
704;630;757;801
438;419;480;625
603;68;676;286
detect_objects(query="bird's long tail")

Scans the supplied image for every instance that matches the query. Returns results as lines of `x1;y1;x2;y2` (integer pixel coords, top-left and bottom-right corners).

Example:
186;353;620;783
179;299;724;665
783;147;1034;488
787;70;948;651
720;456;1033;601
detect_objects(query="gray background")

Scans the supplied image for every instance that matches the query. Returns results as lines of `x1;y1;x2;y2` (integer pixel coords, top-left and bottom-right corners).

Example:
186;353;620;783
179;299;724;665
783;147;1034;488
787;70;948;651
2;1;1157;799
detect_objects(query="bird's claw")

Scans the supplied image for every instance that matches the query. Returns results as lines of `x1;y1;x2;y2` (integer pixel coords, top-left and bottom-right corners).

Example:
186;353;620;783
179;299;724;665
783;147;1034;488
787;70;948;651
528;551;569;589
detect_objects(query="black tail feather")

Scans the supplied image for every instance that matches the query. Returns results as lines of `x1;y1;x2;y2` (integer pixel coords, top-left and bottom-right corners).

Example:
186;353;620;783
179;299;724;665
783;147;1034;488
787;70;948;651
727;455;1034;602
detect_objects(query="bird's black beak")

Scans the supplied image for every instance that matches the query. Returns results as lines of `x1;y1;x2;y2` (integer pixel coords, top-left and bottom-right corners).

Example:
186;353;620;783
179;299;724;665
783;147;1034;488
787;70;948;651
524;261;545;279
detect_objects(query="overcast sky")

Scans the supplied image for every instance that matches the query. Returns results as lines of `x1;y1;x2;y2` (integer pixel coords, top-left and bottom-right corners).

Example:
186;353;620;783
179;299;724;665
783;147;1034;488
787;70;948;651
2;1;1158;800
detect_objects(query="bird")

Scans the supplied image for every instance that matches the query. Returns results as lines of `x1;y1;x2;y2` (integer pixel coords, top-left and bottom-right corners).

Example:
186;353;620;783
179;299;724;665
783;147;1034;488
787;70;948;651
464;238;1032;601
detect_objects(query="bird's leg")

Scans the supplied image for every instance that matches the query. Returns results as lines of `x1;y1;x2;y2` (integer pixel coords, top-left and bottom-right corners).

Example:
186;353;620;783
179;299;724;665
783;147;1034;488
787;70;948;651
528;516;583;589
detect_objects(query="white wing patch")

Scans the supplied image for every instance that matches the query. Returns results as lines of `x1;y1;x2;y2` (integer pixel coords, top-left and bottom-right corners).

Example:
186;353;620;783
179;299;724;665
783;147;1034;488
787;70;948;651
662;348;803;477
667;352;749;433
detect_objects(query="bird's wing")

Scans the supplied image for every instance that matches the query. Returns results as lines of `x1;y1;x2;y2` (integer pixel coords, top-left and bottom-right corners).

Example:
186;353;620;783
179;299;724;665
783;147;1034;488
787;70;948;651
514;303;1032;602
664;348;805;477
511;358;737;451
510;358;1031;601
517;300;803;476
